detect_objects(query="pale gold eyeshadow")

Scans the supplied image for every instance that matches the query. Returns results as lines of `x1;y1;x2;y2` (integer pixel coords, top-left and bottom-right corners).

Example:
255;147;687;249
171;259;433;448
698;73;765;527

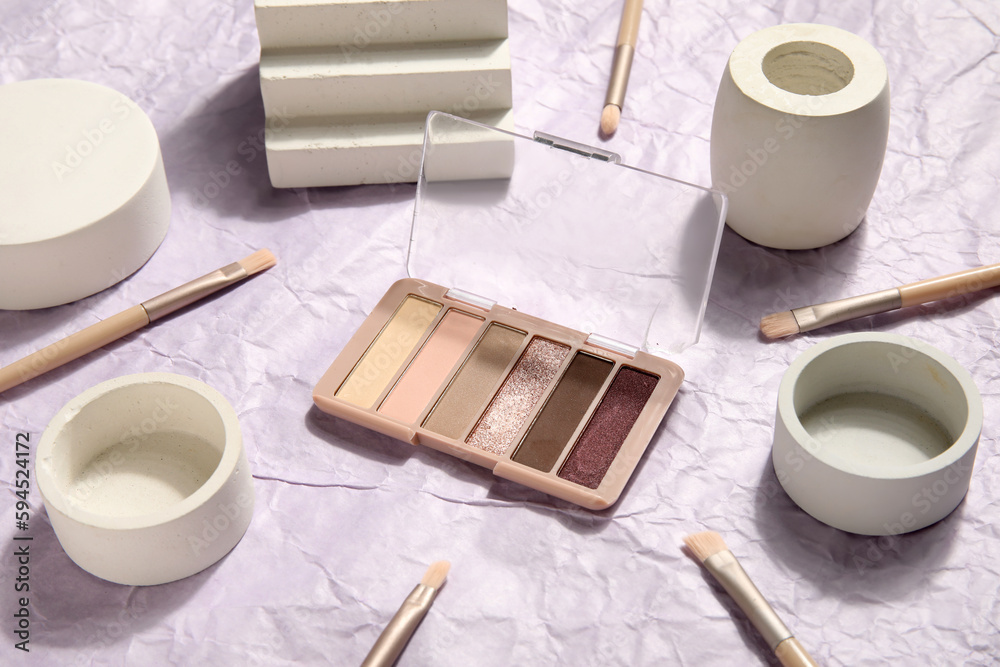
335;296;441;409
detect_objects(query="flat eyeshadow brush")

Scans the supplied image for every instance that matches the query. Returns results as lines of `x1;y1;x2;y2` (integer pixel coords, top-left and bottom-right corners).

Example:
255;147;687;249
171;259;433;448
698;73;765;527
0;249;276;394
361;561;450;667
760;262;1000;339
684;531;818;667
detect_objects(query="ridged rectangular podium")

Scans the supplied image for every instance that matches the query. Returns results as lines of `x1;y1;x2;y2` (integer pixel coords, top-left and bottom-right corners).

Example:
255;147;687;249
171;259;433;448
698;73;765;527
254;0;514;188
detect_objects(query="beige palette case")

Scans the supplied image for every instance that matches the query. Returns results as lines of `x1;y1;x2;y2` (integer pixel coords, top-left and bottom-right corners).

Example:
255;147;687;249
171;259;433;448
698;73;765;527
314;278;684;510
314;112;727;509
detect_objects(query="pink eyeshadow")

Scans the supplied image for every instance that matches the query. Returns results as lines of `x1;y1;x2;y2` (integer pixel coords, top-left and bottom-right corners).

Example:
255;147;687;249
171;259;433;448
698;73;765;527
378;309;483;423
466;337;569;455
558;367;658;489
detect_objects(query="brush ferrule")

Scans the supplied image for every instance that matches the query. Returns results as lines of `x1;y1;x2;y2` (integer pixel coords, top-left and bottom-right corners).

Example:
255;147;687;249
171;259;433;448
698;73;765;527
361;584;438;667
141;261;247;322
604;44;635;108
792;288;902;333
703;551;791;650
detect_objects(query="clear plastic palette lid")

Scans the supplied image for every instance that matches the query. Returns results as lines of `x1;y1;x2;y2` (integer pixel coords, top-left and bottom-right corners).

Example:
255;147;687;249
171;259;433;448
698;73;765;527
408;111;727;356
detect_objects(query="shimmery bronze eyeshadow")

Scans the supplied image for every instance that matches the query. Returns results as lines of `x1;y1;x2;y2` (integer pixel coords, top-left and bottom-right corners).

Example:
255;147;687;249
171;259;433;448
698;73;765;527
511;352;613;472
466;337;570;455
558;367;659;489
422;324;525;439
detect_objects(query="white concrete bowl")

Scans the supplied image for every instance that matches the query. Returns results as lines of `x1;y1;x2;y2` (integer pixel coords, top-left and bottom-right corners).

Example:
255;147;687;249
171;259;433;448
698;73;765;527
772;333;982;536
36;373;254;585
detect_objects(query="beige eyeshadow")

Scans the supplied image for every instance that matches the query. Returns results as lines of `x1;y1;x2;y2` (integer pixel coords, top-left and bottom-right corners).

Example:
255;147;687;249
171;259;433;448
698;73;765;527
379;309;484;423
466;337;570;455
422;324;526;439
335;296;441;409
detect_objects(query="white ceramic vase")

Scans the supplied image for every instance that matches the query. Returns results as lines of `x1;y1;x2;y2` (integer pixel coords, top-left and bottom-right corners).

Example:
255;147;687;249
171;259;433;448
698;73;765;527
710;23;890;250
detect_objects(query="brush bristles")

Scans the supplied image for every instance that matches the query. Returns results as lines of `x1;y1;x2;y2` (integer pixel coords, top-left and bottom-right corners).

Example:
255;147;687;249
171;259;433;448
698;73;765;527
238;248;277;276
600;104;621;135
683;530;730;562
420;561;450;589
759;310;800;339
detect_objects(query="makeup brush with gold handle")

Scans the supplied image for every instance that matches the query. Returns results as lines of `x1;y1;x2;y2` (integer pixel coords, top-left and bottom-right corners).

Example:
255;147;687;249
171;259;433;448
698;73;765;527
361;561;450;667
685;531;819;667
760;262;1000;339
600;0;643;135
0;249;276;394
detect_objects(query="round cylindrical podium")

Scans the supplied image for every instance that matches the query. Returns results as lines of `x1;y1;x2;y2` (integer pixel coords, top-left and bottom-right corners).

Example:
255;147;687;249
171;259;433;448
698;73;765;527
0;79;171;310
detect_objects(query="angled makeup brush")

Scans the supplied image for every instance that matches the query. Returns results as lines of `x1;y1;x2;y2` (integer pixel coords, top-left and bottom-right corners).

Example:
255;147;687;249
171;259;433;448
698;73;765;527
0;249;277;394
361;561;450;667
600;0;643;135
684;531;818;667
761;262;1000;339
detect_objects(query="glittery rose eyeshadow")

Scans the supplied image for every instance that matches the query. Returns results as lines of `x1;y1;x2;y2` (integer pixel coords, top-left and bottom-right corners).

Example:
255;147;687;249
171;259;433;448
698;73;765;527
466;337;570;455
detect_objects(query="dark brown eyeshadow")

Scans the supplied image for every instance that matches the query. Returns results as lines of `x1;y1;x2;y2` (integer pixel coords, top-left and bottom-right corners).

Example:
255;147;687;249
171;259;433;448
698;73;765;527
557;367;659;489
511;352;613;472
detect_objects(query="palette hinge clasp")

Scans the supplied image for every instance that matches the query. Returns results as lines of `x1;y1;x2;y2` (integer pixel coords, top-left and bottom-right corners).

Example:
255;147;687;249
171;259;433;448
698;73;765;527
533;132;622;164
585;333;638;358
444;288;496;312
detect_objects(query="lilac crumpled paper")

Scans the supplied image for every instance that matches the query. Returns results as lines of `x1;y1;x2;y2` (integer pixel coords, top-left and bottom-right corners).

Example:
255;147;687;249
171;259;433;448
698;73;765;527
1;1;997;664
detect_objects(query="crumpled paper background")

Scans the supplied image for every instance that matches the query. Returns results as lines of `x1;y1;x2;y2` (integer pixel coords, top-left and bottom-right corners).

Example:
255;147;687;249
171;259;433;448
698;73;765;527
1;1;998;665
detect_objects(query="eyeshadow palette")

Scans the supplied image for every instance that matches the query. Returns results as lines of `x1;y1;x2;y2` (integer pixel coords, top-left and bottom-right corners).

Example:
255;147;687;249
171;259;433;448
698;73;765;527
313;112;727;509
313;279;684;509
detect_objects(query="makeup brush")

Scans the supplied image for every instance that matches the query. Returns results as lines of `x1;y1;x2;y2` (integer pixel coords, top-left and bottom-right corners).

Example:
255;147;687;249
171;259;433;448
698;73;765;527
600;0;643;135
0;249;277;394
361;560;450;667
760;262;1000;339
684;531;818;667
